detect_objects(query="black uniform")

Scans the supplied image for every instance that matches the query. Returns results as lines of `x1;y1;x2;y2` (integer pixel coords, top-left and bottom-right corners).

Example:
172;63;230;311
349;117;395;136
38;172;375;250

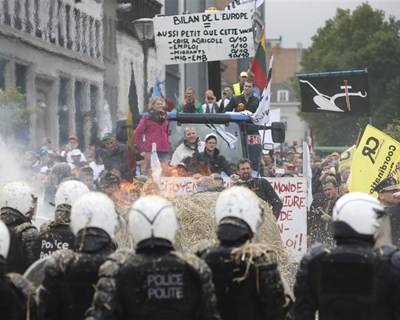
289;240;400;320
37;222;75;259
86;238;220;320
201;218;286;320
0;256;37;320
0;208;39;273
387;203;400;246
38;227;115;320
235;178;283;219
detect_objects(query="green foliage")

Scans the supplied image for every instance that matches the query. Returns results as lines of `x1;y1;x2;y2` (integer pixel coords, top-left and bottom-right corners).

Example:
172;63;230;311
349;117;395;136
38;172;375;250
299;3;400;145
384;120;400;142
0;88;30;138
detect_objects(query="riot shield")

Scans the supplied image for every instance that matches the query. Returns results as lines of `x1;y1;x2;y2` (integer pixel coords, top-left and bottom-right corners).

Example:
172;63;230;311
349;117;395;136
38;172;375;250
23;256;51;287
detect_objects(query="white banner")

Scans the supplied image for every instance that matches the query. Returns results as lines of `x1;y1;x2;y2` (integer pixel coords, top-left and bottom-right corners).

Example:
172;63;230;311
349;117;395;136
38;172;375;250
154;11;254;65
225;0;265;11
266;177;308;262
160;177;198;197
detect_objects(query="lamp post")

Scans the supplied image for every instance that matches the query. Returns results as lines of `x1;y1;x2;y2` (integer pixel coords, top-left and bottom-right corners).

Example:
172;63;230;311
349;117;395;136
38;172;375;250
132;18;154;110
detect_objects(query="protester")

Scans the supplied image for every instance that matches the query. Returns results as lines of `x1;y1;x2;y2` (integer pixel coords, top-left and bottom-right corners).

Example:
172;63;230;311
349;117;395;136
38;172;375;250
192;133;232;176
78;166;97;190
308;179;339;245
65;135;87;164
233;159;283;219
36;180;89;259
200;186;287;320
133;96;170;174
170;127;206;166
99;133;131;180
0;220;37;320
289;192;400;319
175;87;203;113
232;71;248;96
0;181;39;273
38;192;117;320
85;195;220;320
224;80;261;169
201;89;221;113
218;86;233;111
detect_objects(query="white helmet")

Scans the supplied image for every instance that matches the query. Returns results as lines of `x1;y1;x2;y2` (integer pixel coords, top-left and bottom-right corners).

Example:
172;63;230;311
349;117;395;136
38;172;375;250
215;186;262;234
0;221;10;258
0;181;37;217
55;180;90;208
70;192;118;239
129;195;178;244
332;192;384;237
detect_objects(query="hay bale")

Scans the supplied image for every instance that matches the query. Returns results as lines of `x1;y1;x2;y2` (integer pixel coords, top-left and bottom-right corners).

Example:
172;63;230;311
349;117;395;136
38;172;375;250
170;191;291;278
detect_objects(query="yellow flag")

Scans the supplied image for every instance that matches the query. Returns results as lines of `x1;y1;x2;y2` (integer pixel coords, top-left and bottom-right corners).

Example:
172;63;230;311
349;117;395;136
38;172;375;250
338;145;355;173
349;125;400;196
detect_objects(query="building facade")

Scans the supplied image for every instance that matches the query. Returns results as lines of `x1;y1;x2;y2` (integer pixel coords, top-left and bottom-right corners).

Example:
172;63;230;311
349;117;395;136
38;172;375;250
0;0;112;150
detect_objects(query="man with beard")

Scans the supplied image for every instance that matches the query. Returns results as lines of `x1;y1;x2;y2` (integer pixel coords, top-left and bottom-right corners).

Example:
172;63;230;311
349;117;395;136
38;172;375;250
170;127;206;166
99;133;131;180
0;181;39;273
233;159;282;219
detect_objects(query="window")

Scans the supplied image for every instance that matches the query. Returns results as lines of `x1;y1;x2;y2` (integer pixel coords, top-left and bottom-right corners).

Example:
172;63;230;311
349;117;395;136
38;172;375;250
277;89;289;102
0;60;7;90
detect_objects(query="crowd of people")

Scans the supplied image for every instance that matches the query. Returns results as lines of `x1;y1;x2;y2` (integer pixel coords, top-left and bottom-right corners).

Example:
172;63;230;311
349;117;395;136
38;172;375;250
1;72;400;319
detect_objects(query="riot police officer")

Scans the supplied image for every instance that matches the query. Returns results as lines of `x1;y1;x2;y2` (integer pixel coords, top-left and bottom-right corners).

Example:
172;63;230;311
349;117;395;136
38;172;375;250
201;186;287;320
0;220;36;319
289;192;400;319
37;180;89;259
86;195;220;320
38;192;118;320
0;181;39;273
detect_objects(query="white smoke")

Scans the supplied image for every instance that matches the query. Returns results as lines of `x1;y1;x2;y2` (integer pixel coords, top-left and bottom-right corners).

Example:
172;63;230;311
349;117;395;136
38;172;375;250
0;136;53;228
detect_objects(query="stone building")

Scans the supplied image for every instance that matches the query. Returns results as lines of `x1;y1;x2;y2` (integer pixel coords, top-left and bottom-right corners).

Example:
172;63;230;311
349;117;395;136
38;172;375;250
0;0;112;150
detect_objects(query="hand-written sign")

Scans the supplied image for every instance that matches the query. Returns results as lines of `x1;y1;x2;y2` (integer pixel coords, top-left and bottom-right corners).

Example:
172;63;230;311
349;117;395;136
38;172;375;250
154;11;254;65
160;177;198;197
266;177;307;262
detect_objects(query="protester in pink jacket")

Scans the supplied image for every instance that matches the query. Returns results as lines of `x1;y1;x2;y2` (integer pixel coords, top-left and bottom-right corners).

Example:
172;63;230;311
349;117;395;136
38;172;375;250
133;97;170;172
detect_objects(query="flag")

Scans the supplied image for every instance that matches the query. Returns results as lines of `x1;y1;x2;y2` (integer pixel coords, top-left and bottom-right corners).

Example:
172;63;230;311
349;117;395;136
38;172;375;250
151;78;164;98
225;0;264;11
127;63;140;171
302;141;313;210
250;30;267;91
349;125;400;196
297;70;369;115
252;55;273;126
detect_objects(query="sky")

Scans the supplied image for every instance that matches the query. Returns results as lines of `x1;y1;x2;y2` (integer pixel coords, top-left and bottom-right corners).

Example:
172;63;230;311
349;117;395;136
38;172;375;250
264;0;400;48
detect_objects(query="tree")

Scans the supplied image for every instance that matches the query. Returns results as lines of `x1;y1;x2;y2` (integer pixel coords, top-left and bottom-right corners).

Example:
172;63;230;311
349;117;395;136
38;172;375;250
299;3;400;145
0;88;30;142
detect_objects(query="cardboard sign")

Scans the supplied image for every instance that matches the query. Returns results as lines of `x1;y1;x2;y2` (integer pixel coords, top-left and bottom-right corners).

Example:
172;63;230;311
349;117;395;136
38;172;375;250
154;11;254;65
266;177;308;262
349;125;400;196
160;177;198;197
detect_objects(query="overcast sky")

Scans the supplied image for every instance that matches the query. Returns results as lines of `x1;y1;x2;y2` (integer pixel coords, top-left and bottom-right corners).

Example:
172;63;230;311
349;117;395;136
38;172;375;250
264;0;400;48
